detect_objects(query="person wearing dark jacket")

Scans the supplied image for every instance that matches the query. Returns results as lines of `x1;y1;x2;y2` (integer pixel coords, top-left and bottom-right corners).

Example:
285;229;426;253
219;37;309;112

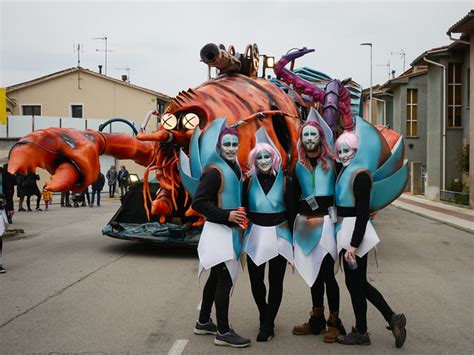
2;164;16;223
334;130;406;348
91;172;105;207
242;139;294;342
291;112;345;343
24;172;42;211
191;126;251;348
16;173;26;212
118;166;130;197
106;166;117;198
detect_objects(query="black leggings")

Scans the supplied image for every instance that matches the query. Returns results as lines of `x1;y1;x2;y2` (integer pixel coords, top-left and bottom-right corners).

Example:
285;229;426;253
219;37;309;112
311;253;340;313
247;254;287;327
199;263;233;334
26;193;41;210
343;251;394;334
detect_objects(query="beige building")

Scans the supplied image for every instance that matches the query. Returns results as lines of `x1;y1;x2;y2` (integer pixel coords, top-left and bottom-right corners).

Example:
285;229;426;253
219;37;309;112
4;66;171;183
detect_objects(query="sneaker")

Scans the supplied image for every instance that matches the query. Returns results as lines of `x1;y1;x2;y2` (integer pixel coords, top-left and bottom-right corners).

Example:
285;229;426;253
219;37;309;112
0;265;6;274
27;208;33;212
19;208;26;212
89;204;94;207
36;208;42;211
214;329;251;348
194;319;217;335
337;327;371;345
389;313;407;348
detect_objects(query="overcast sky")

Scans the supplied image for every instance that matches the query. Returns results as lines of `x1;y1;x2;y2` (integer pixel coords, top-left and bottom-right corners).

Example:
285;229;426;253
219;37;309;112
1;0;473;97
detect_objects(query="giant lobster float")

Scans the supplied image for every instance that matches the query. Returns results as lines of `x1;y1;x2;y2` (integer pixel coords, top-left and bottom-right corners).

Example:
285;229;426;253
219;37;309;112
8;43;407;244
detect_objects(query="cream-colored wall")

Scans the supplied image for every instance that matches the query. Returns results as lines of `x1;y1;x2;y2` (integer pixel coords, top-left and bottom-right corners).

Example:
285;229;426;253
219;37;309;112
8;71;161;130
7;70;168;182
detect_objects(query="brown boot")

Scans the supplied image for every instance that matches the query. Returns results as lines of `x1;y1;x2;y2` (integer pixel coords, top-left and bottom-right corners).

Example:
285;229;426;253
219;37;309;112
324;312;346;343
292;307;326;335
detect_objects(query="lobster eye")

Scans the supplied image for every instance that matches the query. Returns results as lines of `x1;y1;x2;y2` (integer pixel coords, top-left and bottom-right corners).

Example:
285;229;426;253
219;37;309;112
161;113;178;130
182;113;200;130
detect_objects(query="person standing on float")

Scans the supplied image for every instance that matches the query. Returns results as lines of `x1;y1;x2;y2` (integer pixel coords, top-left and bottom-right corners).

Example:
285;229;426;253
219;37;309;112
292;108;346;343
190;121;251;348
242;128;294;342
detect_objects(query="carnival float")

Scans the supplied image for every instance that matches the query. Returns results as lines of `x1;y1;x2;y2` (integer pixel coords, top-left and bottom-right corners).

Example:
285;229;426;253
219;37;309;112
7;43;407;245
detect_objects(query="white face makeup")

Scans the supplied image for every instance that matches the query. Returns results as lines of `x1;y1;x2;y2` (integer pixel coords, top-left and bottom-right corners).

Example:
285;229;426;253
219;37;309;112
255;149;273;174
338;143;356;167
220;134;239;161
302;125;320;152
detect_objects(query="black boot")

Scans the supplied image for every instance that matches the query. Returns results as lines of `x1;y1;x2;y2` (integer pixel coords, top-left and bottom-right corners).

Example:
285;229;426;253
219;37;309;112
256;321;274;342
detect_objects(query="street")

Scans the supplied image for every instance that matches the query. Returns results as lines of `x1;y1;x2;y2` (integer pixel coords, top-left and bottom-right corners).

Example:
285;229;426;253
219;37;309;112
0;200;473;354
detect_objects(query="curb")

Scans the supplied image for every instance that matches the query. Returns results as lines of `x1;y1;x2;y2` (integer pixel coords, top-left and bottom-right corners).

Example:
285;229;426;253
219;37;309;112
392;203;474;235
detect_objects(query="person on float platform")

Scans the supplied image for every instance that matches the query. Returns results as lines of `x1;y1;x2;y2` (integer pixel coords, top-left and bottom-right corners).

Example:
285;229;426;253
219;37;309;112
242;128;294;342
291;108;346;343
187;120;251;348
334;127;407;347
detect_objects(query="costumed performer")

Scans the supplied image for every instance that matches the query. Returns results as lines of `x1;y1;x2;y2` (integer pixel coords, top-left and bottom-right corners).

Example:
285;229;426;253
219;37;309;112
334;128;407;347
191;123;251;348
242;128;294;342
291;108;346;343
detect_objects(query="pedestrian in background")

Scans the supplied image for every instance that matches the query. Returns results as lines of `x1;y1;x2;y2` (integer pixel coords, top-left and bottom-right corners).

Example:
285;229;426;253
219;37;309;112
42;185;52;210
16;173;26;212
91;172;105;207
80;186;91;207
106;165;117;198
24;172;42;211
2;164;16;223
0;166;9;274
118;165;130;198
61;191;70;207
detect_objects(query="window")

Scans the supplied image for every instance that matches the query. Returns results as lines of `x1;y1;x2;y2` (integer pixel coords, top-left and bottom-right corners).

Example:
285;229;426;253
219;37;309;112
22;105;41;116
448;63;462;127
467;68;470;108
157;100;166;114
71;105;83;118
406;89;417;137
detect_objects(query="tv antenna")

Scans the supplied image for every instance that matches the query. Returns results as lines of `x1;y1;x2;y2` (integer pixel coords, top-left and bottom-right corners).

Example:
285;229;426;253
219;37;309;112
116;67;131;83
73;43;83;67
391;49;406;72
73;43;84;89
93;36;115;75
376;59;391;80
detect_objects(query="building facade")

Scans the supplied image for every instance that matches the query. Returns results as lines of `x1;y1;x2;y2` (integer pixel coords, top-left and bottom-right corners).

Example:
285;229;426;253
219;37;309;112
3;67;171;183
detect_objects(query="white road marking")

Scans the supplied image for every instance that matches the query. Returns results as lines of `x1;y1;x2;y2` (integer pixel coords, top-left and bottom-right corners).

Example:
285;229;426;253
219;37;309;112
168;339;188;355
196;300;201;310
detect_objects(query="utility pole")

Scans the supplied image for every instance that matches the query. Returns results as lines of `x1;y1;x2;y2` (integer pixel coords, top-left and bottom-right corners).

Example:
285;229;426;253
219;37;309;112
361;43;373;122
93;36;115;75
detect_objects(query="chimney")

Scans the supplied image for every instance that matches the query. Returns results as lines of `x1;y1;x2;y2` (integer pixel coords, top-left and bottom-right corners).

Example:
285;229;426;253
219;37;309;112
98;65;103;74
121;75;128;82
391;70;396;79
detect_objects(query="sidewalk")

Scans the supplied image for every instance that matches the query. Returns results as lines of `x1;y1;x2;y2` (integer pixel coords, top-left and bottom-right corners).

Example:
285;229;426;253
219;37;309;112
392;193;474;234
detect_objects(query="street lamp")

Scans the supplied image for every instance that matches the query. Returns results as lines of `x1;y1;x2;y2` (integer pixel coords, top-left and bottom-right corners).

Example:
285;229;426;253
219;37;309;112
360;43;373;122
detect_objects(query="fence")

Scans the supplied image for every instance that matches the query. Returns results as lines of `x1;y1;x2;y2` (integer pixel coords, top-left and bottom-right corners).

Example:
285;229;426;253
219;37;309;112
440;190;469;206
0;115;138;138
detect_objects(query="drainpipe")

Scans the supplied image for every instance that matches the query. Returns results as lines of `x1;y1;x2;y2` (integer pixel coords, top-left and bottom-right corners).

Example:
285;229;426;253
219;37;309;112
447;32;471;46
372;97;386;126
423;56;446;190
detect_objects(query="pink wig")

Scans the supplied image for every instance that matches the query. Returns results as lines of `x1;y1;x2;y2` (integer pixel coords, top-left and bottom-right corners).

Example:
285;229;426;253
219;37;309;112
334;131;360;162
297;120;334;172
247;143;281;176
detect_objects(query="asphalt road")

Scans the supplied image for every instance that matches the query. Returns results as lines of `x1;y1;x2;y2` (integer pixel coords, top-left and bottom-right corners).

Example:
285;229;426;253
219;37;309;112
0;199;473;354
